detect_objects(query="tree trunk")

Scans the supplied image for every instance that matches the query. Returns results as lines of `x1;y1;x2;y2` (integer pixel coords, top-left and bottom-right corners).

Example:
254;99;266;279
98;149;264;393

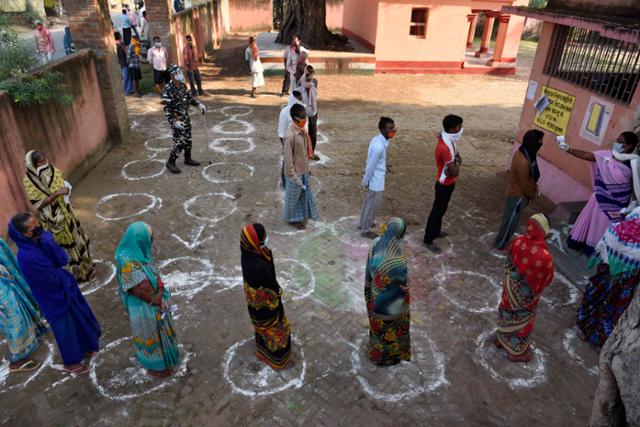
276;0;348;50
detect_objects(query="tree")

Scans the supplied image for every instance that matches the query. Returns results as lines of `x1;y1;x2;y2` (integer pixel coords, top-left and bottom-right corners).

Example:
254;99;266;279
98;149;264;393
276;0;348;50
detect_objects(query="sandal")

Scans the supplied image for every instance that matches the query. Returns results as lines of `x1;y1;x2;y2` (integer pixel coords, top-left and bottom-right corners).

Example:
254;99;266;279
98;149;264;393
84;351;98;359
63;364;90;375
507;348;534;363
9;359;41;373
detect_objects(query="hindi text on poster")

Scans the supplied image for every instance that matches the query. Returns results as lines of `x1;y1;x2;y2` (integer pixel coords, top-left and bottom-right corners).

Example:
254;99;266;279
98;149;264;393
534;86;576;136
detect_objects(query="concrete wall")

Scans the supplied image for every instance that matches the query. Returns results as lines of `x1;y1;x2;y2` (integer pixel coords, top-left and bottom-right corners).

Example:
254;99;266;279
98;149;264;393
228;0;272;31
326;0;344;30
172;1;224;67
514;21;640;203
342;0;379;51
0;50;110;231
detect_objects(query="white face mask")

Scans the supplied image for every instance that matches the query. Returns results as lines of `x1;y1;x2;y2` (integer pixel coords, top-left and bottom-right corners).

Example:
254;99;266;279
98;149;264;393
154;42;161;48
613;142;626;153
446;127;464;142
173;71;185;82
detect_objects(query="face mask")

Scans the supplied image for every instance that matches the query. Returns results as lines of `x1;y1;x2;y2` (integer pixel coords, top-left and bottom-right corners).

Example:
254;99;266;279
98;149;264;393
447;127;464;142
386;130;396;139
31;226;44;239
173;71;185;82
296;118;307;128
154;42;161;48
613;142;626;153
261;233;269;248
35;162;49;176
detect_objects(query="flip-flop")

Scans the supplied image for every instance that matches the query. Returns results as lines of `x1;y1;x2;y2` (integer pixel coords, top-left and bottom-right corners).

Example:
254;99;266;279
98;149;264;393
9;359;41;373
63;365;89;375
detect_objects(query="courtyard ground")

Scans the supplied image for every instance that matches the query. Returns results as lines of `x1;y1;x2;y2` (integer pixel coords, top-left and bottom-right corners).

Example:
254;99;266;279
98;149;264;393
0;37;600;426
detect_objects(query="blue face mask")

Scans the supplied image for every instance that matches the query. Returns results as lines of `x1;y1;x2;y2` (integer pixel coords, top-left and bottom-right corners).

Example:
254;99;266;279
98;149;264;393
613;142;625;153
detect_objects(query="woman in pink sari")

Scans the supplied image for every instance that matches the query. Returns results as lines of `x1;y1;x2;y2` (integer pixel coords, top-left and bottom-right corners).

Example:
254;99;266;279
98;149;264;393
559;132;639;255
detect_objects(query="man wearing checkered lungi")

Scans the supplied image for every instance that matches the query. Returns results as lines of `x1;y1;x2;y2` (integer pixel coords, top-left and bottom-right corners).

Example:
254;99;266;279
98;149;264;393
282;104;319;230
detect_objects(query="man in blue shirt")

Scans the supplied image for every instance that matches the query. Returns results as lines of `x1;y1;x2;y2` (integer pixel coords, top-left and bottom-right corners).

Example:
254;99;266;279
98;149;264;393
359;117;396;239
119;8;138;45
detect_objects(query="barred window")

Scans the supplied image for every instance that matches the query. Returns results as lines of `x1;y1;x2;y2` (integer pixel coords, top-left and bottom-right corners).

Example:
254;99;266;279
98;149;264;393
545;25;640;104
409;8;428;38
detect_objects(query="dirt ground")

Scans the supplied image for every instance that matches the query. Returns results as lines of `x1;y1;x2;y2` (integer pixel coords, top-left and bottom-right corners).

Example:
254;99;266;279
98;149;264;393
0;37;600;426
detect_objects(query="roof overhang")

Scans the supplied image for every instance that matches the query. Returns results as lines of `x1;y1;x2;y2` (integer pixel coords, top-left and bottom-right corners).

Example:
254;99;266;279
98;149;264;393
502;6;640;43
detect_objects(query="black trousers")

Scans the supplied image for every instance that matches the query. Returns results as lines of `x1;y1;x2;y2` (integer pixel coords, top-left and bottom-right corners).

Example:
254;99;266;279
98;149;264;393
281;71;291;95
424;182;456;243
309;114;318;152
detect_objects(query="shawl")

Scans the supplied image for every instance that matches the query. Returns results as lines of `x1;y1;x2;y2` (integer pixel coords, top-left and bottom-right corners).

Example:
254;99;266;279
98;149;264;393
22;150;67;233
291;119;314;159
590;208;640;277
240;223;271;262
368;218;408;315
519;130;542;182
114;222;160;307
0;238;45;323
593;150;632;222
240;223;280;313
509;215;555;295
7;222;75;322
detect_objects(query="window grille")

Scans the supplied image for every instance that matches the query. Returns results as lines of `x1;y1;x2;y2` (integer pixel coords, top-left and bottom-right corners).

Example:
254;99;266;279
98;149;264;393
409;8;428;38
545;25;640;104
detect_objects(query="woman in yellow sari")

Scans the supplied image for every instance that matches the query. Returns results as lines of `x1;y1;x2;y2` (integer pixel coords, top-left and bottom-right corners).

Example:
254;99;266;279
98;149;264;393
22;150;94;282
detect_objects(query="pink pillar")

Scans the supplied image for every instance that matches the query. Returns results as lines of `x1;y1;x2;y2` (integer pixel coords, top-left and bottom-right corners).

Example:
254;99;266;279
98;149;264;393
489;14;511;63
466;14;477;48
475;12;496;57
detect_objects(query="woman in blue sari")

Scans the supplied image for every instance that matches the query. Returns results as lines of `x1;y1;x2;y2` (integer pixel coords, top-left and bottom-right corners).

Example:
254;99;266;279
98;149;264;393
364;217;411;365
115;222;179;379
0;238;48;372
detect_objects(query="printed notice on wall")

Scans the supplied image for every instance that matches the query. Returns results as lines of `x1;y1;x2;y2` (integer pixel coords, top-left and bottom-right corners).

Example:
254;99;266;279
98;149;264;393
526;80;538;101
579;96;614;145
533;86;576;136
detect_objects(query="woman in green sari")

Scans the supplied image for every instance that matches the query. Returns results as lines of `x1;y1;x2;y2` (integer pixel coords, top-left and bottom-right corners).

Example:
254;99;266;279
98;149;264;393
115;222;179;378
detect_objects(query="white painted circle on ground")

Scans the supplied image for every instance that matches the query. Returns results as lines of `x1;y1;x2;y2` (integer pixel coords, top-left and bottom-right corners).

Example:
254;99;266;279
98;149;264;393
183;192;237;223
222;335;305;397
279;258;316;301
121;159;166;181
474;329;546;389
95;193;162;221
350;330;447;402
158;257;214;298
78;260;116;295
0;339;54;392
90;337;190;400
212;118;255;135
545;272;580;306
144;135;173;157
317;131;329;145
209;137;256;155
202;162;255;184
220;106;253;117
479;232;506;259
312;150;331;166
562;327;598;376
331;216;372;249
435;270;502;314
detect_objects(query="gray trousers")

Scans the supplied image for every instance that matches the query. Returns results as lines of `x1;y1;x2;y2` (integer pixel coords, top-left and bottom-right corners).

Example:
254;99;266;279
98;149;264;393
359;190;384;230
494;196;528;250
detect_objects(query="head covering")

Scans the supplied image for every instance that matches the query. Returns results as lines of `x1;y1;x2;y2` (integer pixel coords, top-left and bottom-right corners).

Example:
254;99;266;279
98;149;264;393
369;217;407;274
519;130;543;182
590;209;640;277
115;222;158;304
509;214;555;294
240;223;271;261
0;238;36;297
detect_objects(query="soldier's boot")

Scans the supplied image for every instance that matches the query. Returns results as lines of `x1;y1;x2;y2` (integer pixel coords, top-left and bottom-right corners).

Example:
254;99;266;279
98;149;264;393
184;148;201;167
166;152;182;174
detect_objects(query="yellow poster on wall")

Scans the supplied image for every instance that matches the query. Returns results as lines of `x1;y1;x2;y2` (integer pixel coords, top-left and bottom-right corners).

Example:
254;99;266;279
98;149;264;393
534;86;576;136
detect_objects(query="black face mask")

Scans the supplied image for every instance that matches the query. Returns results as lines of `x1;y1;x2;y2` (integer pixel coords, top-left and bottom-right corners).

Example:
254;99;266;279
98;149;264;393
31;226;44;239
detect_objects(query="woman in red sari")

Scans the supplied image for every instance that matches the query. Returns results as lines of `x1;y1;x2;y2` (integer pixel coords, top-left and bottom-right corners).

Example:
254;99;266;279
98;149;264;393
495;213;555;363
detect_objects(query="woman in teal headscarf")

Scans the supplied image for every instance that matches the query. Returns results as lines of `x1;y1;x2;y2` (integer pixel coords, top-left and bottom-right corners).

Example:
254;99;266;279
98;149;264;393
364;217;411;365
115;222;179;378
0;238;48;372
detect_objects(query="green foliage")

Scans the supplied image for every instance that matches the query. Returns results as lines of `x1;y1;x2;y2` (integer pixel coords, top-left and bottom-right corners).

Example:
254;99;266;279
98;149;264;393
0;16;72;107
528;0;547;8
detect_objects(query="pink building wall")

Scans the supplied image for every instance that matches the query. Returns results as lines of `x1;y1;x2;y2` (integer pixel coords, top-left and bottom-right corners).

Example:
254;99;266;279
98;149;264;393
228;0;272;31
342;0;379;51
0;50;110;232
172;1;224;68
326;0;344;30
514;21;640;203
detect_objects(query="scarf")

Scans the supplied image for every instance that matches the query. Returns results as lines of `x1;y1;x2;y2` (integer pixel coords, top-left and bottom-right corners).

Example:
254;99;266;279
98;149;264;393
301;79;317;117
132;37;140;56
438;130;462;184
250;42;259;61
519;131;542;182
590;208;640;277
23;150;67;233
612;150;640;202
291;119;314;159
509;214;555;294
240;224;272;261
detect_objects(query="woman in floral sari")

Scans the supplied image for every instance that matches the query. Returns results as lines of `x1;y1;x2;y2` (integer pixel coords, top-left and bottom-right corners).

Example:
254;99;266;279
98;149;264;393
495;213;555;363
240;223;293;370
0;238;48;372
577;208;640;348
23;150;94;282
365;217;410;365
115;222;179;378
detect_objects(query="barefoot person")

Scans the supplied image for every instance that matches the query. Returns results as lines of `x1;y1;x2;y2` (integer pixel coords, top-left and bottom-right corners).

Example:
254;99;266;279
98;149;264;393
162;64;207;174
9;212;101;375
495;213;555;363
365;218;411;365
559;131;639;255
0;238;47;374
299;67;319;160
23;150;94;282
244;37;264;98
423;114;464;253
240;224;293;370
278;90;304;188
283;104;319;229
115;222;180;379
359;117;396;239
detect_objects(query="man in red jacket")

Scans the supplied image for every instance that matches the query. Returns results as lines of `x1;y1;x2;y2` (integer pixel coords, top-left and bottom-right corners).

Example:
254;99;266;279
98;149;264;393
423;114;464;254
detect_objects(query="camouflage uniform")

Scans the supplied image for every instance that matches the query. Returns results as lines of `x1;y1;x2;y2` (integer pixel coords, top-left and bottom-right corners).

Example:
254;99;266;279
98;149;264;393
162;81;199;160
